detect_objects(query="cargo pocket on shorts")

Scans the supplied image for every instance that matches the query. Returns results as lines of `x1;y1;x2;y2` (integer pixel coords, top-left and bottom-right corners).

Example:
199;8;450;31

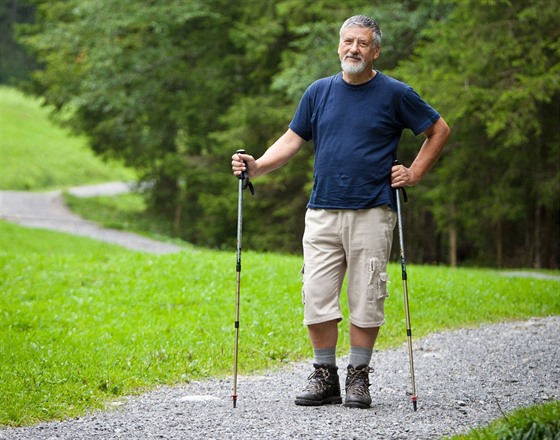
378;272;390;299
368;258;390;324
367;258;390;302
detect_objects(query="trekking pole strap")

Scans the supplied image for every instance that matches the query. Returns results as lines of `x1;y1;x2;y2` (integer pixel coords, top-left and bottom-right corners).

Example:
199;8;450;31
241;176;255;196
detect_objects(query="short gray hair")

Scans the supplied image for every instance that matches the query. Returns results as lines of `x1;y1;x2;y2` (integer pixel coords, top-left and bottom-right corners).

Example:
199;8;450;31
340;15;382;48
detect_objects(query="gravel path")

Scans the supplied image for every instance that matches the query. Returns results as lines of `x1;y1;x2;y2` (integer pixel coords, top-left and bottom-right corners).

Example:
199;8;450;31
1;185;559;439
1;316;558;440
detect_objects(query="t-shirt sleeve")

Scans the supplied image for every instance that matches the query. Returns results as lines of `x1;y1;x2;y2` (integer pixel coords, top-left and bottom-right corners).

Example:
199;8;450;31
398;88;441;136
289;87;314;142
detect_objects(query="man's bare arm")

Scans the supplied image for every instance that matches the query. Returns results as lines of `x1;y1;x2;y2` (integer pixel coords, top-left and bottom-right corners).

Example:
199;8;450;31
391;117;451;187
232;128;306;178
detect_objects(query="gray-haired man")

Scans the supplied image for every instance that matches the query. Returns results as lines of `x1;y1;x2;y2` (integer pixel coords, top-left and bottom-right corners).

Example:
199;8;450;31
232;15;450;408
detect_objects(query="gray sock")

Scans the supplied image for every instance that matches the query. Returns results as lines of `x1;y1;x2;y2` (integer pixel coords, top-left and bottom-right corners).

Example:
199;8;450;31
313;347;336;366
349;346;373;367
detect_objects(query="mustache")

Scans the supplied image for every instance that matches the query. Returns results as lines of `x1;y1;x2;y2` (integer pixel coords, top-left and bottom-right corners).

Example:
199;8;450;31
344;54;362;61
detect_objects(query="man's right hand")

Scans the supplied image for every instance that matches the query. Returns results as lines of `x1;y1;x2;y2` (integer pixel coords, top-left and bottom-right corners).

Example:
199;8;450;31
231;152;255;177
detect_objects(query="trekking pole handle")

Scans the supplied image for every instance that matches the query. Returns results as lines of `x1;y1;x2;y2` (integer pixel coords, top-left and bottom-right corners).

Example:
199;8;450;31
236;149;248;181
236;149;255;196
392;160;408;202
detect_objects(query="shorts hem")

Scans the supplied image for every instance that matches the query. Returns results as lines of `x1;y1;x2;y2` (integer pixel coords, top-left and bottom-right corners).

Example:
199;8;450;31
303;314;343;326
349;318;385;328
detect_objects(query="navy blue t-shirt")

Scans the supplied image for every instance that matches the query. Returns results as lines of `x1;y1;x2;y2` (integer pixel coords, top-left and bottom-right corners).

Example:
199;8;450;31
289;71;440;210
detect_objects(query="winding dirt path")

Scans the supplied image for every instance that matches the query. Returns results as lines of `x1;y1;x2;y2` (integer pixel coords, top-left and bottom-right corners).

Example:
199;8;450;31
0;183;182;254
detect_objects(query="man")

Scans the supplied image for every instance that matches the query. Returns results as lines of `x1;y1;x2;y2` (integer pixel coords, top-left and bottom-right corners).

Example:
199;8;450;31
231;15;450;408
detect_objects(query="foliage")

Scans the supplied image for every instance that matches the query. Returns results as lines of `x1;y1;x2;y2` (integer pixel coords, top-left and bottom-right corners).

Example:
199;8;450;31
389;0;560;267
0;0;38;84
1;220;559;426
19;0;233;231
14;0;560;267
0;86;134;190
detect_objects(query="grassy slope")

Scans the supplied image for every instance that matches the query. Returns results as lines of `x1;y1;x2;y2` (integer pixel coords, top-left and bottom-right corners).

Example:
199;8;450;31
0;86;135;190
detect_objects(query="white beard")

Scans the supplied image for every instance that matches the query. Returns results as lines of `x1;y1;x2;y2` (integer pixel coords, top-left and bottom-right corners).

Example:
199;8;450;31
341;57;368;74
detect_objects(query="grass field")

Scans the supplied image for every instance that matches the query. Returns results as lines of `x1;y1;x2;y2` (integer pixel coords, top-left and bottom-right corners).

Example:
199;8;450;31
0;86;134;190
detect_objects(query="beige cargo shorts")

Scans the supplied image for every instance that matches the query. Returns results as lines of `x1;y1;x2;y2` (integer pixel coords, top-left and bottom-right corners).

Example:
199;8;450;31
301;207;397;328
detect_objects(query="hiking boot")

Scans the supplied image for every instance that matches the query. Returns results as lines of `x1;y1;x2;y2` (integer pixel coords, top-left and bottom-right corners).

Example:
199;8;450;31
344;364;373;409
294;363;342;406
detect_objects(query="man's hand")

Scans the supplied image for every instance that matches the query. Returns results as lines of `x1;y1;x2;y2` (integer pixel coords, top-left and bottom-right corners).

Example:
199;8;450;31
391;163;420;188
232;152;256;177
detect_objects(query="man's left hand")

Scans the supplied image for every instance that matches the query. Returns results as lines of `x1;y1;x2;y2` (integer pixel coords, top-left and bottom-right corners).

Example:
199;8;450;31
391;164;420;187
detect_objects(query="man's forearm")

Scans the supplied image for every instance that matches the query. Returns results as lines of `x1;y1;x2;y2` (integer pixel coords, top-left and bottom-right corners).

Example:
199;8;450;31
409;117;451;182
254;129;305;177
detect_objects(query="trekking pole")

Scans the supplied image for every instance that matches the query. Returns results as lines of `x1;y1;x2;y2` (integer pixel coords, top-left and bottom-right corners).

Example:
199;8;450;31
393;160;418;411
233;149;254;409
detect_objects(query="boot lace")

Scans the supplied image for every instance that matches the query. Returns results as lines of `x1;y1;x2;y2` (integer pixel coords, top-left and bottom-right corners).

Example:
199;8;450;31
346;366;373;397
303;365;332;392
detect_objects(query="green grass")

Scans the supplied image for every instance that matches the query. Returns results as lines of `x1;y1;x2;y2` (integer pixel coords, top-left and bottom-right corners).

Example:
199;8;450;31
445;400;560;440
0;86;135;190
1;220;559;427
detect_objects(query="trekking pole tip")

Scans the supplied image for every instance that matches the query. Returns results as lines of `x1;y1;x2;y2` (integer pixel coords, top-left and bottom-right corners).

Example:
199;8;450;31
412;396;417;412
233;395;237;408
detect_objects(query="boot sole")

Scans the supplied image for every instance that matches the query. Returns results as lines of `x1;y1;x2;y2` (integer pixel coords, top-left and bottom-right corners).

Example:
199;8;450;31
294;396;342;406
343;400;371;409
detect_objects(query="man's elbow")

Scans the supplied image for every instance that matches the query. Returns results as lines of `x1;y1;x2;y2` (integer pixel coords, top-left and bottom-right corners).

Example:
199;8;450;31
437;117;451;143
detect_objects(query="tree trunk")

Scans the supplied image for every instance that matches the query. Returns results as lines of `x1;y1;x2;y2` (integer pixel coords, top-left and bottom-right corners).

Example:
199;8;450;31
496;220;502;268
173;200;182;232
534;204;542;268
449;224;457;267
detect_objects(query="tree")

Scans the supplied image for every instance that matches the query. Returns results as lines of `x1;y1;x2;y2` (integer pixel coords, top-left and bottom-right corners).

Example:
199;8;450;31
18;0;558;267
390;0;560;267
20;0;245;242
0;0;38;84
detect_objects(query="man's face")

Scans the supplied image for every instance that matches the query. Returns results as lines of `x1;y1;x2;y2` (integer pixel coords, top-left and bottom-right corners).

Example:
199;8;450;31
338;26;380;74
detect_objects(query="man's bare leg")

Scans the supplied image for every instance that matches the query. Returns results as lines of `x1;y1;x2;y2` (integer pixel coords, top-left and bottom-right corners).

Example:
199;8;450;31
308;320;339;348
350;323;379;349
